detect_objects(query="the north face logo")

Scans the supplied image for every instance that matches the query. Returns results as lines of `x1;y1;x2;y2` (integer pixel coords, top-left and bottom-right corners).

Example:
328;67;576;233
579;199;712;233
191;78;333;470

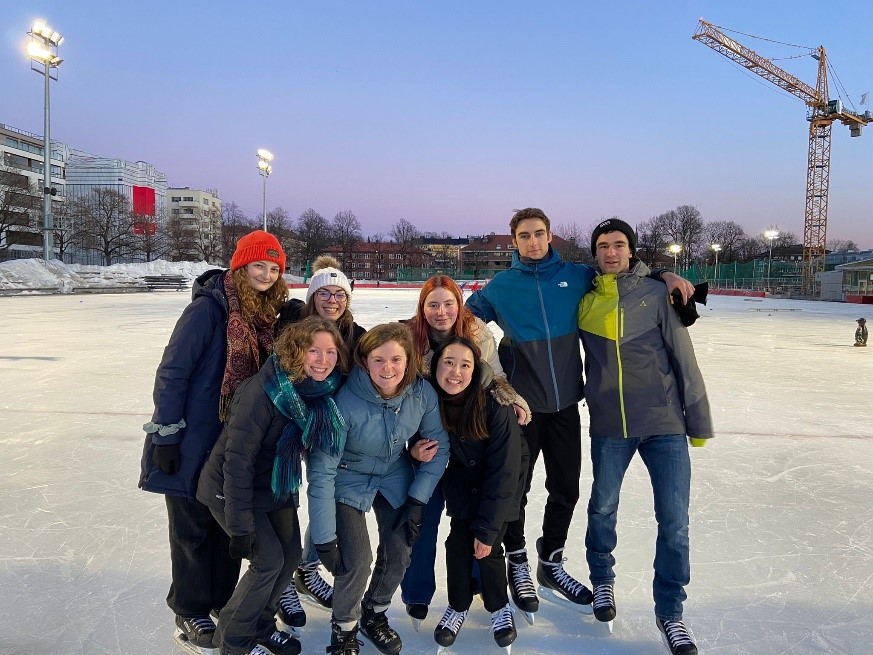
558;281;568;288
639;300;647;307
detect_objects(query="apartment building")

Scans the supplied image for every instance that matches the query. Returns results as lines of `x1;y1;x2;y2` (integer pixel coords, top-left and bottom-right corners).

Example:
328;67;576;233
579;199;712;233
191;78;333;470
166;187;222;261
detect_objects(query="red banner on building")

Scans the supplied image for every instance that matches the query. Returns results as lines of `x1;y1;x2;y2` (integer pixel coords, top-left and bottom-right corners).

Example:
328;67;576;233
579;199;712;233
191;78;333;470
132;186;156;216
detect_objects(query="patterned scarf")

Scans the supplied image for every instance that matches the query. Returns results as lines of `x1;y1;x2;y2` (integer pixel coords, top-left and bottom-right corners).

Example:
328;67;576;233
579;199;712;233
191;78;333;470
220;273;276;420
263;354;345;501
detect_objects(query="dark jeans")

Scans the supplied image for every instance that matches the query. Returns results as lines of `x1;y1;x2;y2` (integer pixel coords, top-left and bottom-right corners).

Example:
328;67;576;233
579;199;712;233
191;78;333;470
400;483;444;606
585;434;691;621
504;404;582;555
332;493;412;625
165;495;240;618
445;519;508;613
211;506;301;655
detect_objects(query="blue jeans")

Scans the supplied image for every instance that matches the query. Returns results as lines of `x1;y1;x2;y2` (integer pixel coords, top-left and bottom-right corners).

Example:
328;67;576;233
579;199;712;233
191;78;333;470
585;434;691;621
400;484;445;605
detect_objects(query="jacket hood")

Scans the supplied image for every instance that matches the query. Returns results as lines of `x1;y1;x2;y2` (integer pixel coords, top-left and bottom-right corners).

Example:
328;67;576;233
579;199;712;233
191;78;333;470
345;364;418;408
192;268;226;300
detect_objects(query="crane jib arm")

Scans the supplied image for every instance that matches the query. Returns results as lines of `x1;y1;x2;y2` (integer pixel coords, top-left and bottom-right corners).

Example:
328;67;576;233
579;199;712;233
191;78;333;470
692;20;820;105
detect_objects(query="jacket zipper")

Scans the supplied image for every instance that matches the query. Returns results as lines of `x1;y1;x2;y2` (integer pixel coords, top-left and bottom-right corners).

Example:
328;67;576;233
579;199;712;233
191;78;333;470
616;304;628;438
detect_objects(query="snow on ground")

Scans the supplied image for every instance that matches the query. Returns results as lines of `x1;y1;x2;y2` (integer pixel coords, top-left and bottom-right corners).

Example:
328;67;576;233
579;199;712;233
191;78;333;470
0;273;871;655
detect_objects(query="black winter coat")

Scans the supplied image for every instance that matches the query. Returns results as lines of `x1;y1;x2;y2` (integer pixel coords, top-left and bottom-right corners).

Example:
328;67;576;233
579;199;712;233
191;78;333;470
196;364;298;536
441;394;526;547
139;269;229;499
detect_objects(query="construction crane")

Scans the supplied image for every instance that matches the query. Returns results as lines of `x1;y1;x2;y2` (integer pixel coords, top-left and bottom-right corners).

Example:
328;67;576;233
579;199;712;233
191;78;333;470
692;19;872;295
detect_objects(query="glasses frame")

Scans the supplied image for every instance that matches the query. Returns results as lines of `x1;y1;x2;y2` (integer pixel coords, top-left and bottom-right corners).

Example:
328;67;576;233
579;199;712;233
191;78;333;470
315;289;348;302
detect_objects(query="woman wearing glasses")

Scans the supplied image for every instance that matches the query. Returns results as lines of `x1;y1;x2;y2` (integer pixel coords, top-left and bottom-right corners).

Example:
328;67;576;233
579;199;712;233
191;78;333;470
275;256;366;630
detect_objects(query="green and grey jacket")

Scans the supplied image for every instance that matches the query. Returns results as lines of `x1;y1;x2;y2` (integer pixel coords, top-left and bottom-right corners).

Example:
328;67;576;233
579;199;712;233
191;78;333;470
577;260;713;440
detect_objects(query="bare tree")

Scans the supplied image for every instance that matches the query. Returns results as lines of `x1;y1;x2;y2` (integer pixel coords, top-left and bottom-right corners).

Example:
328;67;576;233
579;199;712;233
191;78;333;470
130;208;171;262
553;221;593;263
636;215;671;267
221;201;253;266
391;218;420;248
331;210;362;269
74;188;136;265
296;208;332;267
370;233;386;281
702;220;748;264
827;238;860;252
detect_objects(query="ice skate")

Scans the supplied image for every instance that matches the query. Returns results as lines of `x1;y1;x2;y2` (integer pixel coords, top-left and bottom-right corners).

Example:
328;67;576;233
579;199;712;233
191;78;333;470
327;622;361;655
535;538;593;614
275;582;306;637
294;561;333;610
506;548;537;625
258;629;301;655
174;615;217;655
406;602;428;632
360;603;402;655
592;583;615;633
657;618;698;655
490;603;516;654
433;605;467;649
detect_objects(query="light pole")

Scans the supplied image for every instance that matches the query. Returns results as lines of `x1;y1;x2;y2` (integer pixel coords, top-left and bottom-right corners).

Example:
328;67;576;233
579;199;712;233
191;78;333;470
711;243;721;287
764;229;779;289
27;20;63;261
256;149;273;232
668;244;682;273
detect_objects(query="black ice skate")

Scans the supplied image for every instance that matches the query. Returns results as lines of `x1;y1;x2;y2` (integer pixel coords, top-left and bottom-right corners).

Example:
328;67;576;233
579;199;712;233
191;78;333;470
657;618;698;655
173;615;217;655
434;605;467;650
257;629;301;655
506;548;538;625
535;538;593;614
275;582;306;637
490;603;517;654
592;583;616;633
406;602;428;632
359;603;402;655
327;622;362;655
294;561;333;609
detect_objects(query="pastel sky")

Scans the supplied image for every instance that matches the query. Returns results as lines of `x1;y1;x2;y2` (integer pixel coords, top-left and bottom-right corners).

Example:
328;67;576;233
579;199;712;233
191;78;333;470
3;1;872;246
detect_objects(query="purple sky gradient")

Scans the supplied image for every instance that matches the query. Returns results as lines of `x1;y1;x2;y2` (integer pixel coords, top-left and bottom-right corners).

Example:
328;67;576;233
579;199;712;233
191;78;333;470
3;1;872;246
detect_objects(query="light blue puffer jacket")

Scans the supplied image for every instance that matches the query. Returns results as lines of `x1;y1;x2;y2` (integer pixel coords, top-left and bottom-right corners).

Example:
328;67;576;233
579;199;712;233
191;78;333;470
306;365;449;545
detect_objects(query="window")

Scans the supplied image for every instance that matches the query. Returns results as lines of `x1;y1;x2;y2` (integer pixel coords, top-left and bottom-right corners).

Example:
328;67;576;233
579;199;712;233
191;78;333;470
202;198;209;205
171;196;181;202
183;196;194;201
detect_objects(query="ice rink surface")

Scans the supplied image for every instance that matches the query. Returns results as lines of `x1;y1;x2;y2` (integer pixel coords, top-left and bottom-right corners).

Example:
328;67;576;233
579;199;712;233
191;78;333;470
0;288;870;655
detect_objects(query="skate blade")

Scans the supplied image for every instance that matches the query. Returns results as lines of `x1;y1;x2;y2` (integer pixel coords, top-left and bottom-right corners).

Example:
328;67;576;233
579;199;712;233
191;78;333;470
173;633;217;655
274;615;303;638
537;585;594;615
297;592;331;611
436;646;453;655
606;619;614;634
520;610;535;625
410;616;423;632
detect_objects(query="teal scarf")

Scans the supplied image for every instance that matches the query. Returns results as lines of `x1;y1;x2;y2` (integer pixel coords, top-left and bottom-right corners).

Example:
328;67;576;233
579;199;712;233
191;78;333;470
263;354;345;501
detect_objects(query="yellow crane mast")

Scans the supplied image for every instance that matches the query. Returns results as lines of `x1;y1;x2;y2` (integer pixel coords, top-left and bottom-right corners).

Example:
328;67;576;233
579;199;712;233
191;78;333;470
692;19;871;295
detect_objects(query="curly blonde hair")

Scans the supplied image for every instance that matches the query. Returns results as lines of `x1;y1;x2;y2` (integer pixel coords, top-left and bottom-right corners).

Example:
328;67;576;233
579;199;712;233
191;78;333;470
232;268;288;323
275;316;348;382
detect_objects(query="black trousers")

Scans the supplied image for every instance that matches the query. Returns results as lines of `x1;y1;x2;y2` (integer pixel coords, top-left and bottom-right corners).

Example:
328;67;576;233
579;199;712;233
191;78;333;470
503;403;582;556
446;518;508;613
165;495;241;618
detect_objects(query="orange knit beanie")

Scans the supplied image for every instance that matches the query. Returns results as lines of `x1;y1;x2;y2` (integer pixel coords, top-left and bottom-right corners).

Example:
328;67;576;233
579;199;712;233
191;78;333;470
230;230;286;272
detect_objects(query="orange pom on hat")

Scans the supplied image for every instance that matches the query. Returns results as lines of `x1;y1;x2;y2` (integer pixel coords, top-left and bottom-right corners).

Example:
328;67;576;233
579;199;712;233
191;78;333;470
230;230;286;272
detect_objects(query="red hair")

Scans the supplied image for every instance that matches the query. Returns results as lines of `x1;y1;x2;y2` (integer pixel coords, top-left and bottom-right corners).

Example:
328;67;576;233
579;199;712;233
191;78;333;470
408;275;479;357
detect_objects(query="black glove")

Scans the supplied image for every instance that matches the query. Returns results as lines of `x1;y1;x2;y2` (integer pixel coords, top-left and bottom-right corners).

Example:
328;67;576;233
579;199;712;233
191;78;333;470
152;443;181;475
315;539;343;575
394;498;426;547
229;533;258;560
671;282;708;327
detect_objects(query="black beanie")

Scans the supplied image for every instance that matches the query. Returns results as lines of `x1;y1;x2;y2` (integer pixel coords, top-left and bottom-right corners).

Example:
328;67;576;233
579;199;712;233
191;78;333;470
591;218;636;256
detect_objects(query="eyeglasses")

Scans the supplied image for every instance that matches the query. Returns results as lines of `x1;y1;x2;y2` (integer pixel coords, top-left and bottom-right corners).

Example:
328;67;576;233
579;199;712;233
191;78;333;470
315;290;348;302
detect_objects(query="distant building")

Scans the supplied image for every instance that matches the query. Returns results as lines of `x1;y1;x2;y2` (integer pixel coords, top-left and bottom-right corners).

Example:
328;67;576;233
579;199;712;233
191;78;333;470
166;187;222;261
0;122;66;257
324;241;433;281
826;250;873;267
460;232;574;278
418;236;471;269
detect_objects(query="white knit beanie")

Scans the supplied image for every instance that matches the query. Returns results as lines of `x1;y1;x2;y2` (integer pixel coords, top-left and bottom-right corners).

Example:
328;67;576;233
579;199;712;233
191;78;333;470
306;267;352;302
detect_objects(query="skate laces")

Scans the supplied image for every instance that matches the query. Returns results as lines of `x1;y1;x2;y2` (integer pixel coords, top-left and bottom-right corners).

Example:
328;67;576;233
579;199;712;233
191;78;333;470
437;607;468;634
661;620;694;647
303;566;333;601
545;556;587;595
508;558;537;598
279;585;304;615
179;616;215;636
593;584;614;609
364;610;397;641
490;604;514;632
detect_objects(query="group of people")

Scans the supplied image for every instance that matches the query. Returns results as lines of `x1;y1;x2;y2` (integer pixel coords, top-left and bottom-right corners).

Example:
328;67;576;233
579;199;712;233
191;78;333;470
139;207;713;655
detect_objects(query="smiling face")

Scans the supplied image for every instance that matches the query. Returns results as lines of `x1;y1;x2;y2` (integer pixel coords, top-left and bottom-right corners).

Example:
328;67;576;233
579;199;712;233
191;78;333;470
244;260;281;291
302;331;339;382
423;287;459;340
512;217;552;260
594;231;631;275
313;285;348;320
435;343;475;396
365;340;408;398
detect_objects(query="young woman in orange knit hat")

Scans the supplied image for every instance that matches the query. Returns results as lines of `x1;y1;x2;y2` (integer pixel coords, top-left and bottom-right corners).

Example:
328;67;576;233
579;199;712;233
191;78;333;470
139;230;296;655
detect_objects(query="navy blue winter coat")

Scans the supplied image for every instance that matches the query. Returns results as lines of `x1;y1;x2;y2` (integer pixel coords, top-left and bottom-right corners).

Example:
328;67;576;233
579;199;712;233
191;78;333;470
139;269;230;499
